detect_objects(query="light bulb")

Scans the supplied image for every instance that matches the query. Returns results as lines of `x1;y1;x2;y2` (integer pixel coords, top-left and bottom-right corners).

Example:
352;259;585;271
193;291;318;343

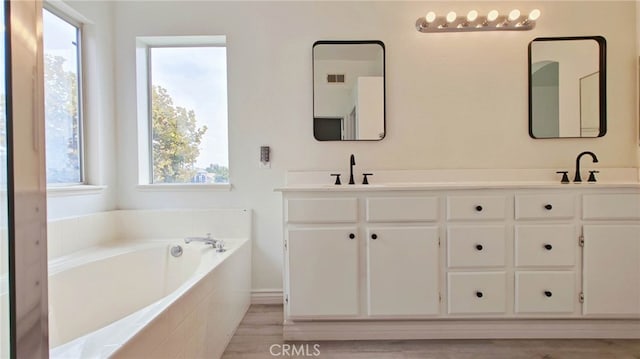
487;10;499;22
425;11;437;23
466;10;478;22
528;9;541;21
446;11;457;23
508;9;521;22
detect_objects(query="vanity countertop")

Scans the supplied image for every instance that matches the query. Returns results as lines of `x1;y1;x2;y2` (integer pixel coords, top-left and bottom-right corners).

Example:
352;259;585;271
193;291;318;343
275;181;640;192
276;168;640;192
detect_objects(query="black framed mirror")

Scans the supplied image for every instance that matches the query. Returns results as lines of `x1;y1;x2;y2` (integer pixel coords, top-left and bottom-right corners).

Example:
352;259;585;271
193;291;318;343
528;36;606;138
313;40;385;141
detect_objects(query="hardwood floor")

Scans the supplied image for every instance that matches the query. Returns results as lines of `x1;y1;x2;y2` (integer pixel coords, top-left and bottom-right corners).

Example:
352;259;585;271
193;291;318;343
222;305;640;359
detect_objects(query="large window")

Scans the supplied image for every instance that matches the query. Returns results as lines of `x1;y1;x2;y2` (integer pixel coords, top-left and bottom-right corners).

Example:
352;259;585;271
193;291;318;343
148;45;229;184
43;8;82;184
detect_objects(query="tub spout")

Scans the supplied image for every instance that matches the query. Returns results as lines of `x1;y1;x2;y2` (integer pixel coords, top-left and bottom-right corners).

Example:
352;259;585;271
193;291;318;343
184;233;217;247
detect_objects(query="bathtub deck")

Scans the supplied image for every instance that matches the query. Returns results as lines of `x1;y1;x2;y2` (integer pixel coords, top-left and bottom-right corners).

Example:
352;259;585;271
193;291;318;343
222;305;640;359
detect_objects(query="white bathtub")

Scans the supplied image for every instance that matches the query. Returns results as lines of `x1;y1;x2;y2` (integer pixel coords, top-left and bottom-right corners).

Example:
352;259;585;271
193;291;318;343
49;237;251;358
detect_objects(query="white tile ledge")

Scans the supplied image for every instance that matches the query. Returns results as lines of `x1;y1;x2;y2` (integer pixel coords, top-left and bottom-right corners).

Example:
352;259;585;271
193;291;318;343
47;185;107;197
136;183;231;192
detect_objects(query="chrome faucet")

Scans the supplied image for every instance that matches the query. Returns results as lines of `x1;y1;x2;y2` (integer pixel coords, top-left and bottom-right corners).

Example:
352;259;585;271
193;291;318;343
184;233;217;247
349;154;356;185
574;151;599;183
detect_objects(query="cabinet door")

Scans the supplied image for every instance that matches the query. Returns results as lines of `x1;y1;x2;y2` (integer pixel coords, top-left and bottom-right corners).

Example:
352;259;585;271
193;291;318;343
287;228;359;317
367;226;439;316
583;225;640;316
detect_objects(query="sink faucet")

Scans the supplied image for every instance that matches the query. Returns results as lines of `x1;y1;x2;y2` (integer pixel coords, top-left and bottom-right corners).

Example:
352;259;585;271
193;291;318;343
574;151;599;183
184;233;217;247
349;154;356;185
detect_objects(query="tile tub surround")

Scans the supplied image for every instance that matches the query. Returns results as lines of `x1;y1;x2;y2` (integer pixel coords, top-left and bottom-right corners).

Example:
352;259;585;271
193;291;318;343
47;208;252;259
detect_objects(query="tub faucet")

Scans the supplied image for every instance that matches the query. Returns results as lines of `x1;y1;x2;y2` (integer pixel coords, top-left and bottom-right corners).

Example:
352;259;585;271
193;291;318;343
184;233;217;247
574;151;599;183
349;154;356;185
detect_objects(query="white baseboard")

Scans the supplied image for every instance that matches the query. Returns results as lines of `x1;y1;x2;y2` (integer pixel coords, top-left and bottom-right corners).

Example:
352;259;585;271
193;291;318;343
284;319;640;341
251;289;283;305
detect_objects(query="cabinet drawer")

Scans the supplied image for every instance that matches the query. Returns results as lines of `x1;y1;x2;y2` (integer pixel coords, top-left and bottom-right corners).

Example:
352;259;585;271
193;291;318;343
447;272;507;314
447;226;506;268
583;194;640;220
515;271;575;314
515;194;575;220
286;198;357;223
447;196;507;221
366;197;438;222
515;225;576;267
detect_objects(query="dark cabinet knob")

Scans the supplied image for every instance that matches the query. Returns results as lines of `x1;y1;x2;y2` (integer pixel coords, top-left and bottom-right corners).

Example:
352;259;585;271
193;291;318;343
544;204;553;210
544;291;553;298
371;234;378;240
475;205;483;212
348;233;355;239
544;244;553;251
475;244;483;251
475;291;483;298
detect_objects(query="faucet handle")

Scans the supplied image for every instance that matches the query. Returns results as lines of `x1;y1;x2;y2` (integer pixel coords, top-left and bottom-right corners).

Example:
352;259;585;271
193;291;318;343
556;171;570;184
588;170;600;183
362;173;373;185
330;174;342;185
206;233;212;239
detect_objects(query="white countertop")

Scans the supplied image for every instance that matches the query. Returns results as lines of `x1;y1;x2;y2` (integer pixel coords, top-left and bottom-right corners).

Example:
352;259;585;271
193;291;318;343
276;168;640;192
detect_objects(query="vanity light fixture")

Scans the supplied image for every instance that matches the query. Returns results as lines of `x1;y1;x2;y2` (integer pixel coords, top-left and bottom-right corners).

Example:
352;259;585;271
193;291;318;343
460;10;478;28
441;11;457;28
416;8;540;33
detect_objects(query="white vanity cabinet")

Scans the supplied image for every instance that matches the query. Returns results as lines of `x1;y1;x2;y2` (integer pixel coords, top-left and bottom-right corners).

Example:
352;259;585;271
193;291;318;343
287;227;359;317
581;194;640;317
366;226;439;316
279;186;640;340
513;193;580;316
285;197;360;318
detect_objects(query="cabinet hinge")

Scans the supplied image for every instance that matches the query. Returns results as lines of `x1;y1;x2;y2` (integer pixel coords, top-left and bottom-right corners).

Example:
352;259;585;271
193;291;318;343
438;236;441;247
579;292;584;303
439;293;442;302
284;240;287;250
285;294;289;304
578;235;584;247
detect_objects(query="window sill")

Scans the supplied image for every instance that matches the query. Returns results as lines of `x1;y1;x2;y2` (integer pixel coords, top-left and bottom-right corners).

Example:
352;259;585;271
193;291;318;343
136;183;232;192
47;185;107;197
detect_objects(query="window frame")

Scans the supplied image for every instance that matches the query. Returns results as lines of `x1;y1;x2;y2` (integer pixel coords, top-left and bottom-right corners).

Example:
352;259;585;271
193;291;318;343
42;5;85;186
141;40;229;187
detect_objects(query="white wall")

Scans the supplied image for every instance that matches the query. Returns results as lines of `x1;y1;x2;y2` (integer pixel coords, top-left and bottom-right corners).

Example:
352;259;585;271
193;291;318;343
107;1;639;293
46;0;117;219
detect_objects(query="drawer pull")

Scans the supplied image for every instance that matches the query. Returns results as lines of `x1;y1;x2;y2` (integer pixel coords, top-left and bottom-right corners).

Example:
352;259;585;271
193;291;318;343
348;233;355;240
475;205;483;212
544;204;553;210
544;244;553;251
371;233;378;240
544;291;553;298
475;291;484;298
475;244;484;251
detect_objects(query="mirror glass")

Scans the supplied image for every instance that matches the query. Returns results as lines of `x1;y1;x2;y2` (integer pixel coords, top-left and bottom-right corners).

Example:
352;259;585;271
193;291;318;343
529;37;606;138
313;41;385;141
